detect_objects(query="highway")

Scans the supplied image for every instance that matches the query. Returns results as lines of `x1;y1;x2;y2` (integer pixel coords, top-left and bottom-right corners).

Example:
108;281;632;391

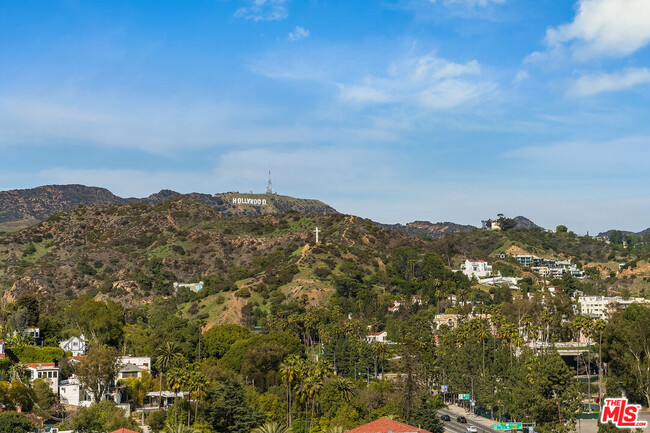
437;407;499;433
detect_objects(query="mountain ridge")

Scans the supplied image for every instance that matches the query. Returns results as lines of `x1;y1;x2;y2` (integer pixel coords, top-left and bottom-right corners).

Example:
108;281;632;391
0;184;336;223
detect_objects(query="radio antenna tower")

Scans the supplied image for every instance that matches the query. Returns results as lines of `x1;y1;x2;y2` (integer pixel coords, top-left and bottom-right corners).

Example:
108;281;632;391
265;169;273;195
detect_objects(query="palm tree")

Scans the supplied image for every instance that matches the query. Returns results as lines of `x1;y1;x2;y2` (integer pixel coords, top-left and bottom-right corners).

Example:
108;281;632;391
252;422;291;433
164;421;197;433
332;377;355;402
167;366;185;424
156;342;183;408
280;355;300;427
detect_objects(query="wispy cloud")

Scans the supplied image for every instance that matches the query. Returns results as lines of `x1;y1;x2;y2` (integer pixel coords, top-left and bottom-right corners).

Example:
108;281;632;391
569;68;650;97
532;0;650;61
0;94;397;154
288;26;309;42
235;0;289;22
338;53;494;110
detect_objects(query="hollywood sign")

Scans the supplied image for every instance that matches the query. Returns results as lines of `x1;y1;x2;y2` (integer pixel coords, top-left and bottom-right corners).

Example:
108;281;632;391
232;197;268;206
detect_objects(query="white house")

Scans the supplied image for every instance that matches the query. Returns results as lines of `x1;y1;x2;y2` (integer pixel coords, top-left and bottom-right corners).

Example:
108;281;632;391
59;335;88;356
59;376;93;407
118;356;151;372
24;327;43;347
460;259;493;279
116;356;152;380
578;296;650;320
365;331;389;344
432;314;459;330
26;362;60;393
478;275;522;289
0;340;5;359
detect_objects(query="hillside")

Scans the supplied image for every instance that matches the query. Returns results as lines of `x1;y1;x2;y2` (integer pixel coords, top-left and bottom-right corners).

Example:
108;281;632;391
0;198;424;325
378;220;476;239
0;184;337;224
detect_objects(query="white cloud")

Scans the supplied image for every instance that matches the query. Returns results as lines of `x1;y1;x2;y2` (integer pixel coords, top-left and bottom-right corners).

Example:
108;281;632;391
0;94;397;153
507;136;650;172
569;68;650;96
543;0;650;59
514;70;529;83
288;26;309;42
337;53;494;110
235;0;289;22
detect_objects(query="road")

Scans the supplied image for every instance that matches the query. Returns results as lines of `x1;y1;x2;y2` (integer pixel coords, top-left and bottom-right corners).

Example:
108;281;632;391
437;407;499;433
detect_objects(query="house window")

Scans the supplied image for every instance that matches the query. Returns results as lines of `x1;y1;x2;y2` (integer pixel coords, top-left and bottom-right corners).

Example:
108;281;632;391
38;372;42;378
54;372;58;378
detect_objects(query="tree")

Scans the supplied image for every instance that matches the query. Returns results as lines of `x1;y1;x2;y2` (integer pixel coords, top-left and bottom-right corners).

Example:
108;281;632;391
0;411;34;433
205;379;264;433
556;225;568;234
602;304;650;407
157;342;184;408
66;296;125;346
410;395;445;433
202;324;252;359
76;345;119;403
251;422;291;433
72;400;140;432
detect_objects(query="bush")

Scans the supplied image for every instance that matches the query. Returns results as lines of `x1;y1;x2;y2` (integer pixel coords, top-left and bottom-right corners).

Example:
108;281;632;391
9;346;66;363
0;411;34;432
235;287;251;298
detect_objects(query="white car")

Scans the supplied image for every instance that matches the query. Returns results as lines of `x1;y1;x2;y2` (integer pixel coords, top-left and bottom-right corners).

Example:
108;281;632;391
466;426;478;433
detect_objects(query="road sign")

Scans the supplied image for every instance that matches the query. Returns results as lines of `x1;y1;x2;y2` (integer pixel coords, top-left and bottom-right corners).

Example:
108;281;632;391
494;423;522;430
459;394;470;400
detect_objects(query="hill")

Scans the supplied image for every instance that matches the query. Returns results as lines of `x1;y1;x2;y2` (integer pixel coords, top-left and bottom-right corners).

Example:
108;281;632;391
0;197;424;325
378;220;476;239
0;184;337;224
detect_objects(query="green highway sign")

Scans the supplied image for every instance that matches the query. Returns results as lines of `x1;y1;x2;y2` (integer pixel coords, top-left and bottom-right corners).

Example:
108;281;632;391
494;423;523;430
459;394;470;400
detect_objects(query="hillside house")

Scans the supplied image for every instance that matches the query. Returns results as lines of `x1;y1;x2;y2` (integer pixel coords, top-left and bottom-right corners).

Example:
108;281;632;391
460;259;493;279
365;331;389;344
24;327;43;347
26;362;60;393
0;340;5;359
432;314;459;330
59;335;88;356
59;376;93;407
578;296;650;320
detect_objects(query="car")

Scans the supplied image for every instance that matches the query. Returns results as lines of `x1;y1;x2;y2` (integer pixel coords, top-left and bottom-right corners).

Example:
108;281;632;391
440;414;451;421
457;416;467;423
466;426;478;433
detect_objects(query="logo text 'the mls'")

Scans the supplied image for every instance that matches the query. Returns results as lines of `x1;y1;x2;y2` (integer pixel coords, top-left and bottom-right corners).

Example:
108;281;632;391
600;398;648;428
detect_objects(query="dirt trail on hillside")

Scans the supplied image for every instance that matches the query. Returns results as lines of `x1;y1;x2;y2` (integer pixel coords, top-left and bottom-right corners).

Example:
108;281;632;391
297;244;310;264
341;216;355;246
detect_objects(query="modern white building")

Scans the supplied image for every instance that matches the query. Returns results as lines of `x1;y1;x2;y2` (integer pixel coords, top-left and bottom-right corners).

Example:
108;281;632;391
59;335;88;356
578;296;650;320
0;340;5;359
460;259;493;279
26;362;60;393
478;275;522;289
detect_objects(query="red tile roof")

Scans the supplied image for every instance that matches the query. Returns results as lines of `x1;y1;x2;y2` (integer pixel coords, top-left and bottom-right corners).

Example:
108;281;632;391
109;429;140;433
26;363;56;369
346;418;432;433
0;354;5;359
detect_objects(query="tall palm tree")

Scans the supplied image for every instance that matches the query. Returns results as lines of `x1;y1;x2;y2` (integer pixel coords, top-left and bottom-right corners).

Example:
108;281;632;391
156;342;183;408
279;355;300;427
252;422;291;433
167;366;185;424
304;374;323;432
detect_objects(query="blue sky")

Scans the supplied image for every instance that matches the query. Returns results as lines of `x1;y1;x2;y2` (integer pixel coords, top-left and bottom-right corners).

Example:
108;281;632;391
1;0;650;233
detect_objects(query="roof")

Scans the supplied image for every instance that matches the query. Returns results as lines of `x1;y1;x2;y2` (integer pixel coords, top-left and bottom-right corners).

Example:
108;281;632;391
468;260;485;263
346;418;432;433
120;362;144;373
109;429;140;433
26;362;57;369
